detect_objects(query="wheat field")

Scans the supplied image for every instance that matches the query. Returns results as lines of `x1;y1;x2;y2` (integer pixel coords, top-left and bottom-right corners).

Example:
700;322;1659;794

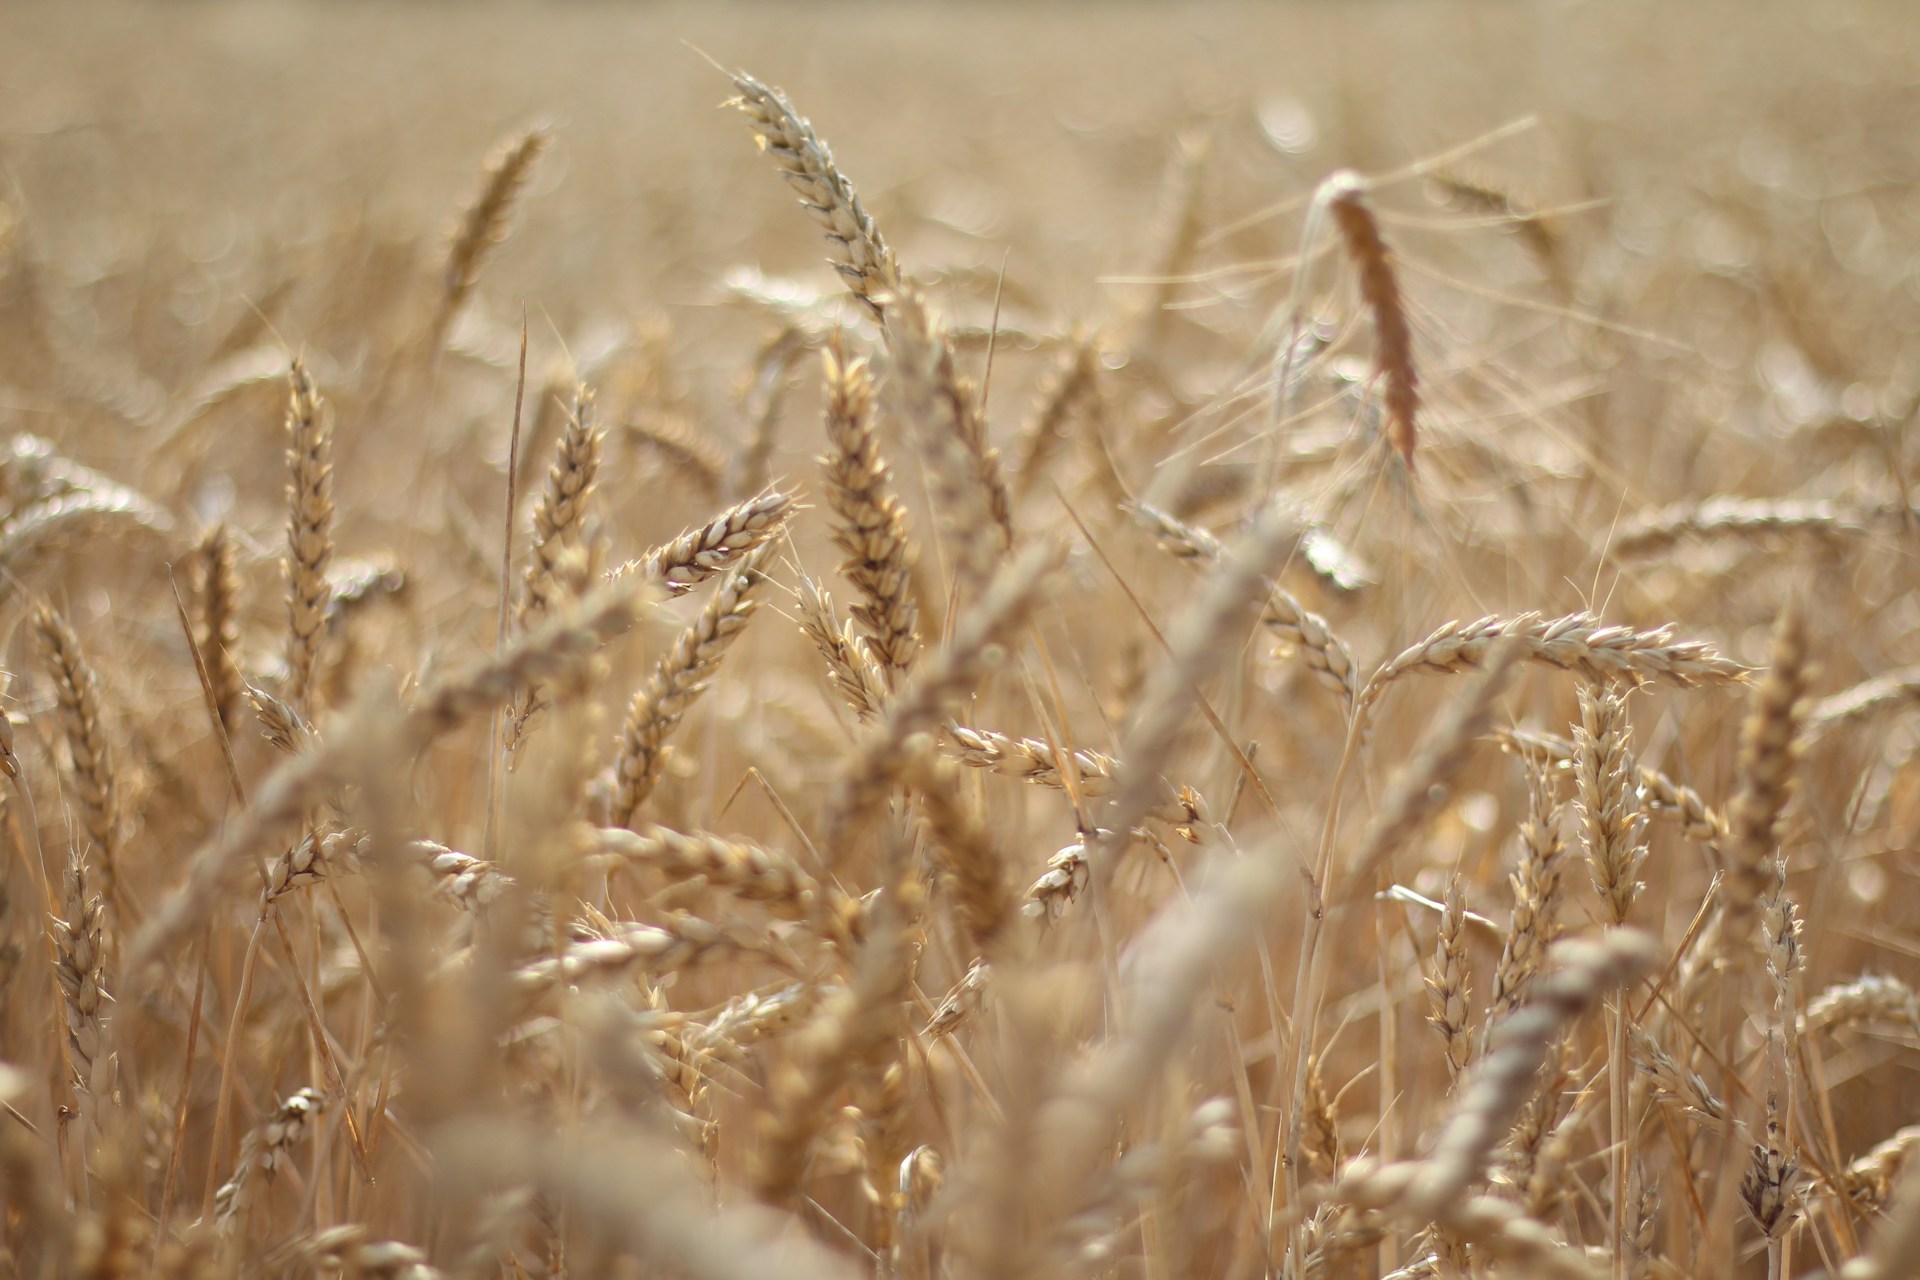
4;3;1920;1277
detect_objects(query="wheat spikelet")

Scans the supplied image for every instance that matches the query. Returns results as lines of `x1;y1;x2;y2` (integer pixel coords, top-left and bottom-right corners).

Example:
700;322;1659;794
246;684;316;756
727;71;902;321
437;123;552;344
1628;1023;1727;1132
625;410;729;498
1809;665;1920;734
283;358;333;714
302;1226;443;1280
1323;173;1417;470
34;604;118;901
608;488;794;594
584;823;842;935
906;753;1012;953
1494;725;1727;846
819;333;919;682
611;553;768;827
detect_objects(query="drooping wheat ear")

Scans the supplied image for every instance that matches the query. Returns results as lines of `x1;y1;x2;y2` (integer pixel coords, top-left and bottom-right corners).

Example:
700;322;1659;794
608;488;795;594
1013;335;1099;495
50;846;110;1115
825;543;1058;849
512;914;776;1002
884;287;1015;586
611;552;769;827
1573;682;1648;925
437;123;552;344
212;1086;325;1228
190;523;245;735
1801;974;1920;1040
1323;172;1417;470
1613;495;1871;560
1628;1022;1728;1132
906;752;1013;954
1361;611;1749;712
1425;876;1473;1087
34;605;118;901
520;384;603;628
1723;603;1810;965
754;836;923;1205
283;357;334;715
1430;171;1566;292
1489;767;1566;1020
820;333;920;683
727;71;902;322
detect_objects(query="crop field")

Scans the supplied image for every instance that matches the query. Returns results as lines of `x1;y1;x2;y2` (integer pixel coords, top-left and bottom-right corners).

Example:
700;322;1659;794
3;3;1920;1277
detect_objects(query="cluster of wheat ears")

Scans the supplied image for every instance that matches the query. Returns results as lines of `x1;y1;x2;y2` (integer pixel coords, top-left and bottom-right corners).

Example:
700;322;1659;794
3;53;1920;1280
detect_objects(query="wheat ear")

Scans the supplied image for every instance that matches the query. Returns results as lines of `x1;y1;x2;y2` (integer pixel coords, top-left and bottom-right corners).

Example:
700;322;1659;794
611;552;769;827
436;123;552;344
34;604;118;904
520;384;602;627
820;332;919;682
190;524;245;735
884;287;1016;586
727;71;902;321
283;358;333;715
608;488;795;593
1323;172;1417;470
